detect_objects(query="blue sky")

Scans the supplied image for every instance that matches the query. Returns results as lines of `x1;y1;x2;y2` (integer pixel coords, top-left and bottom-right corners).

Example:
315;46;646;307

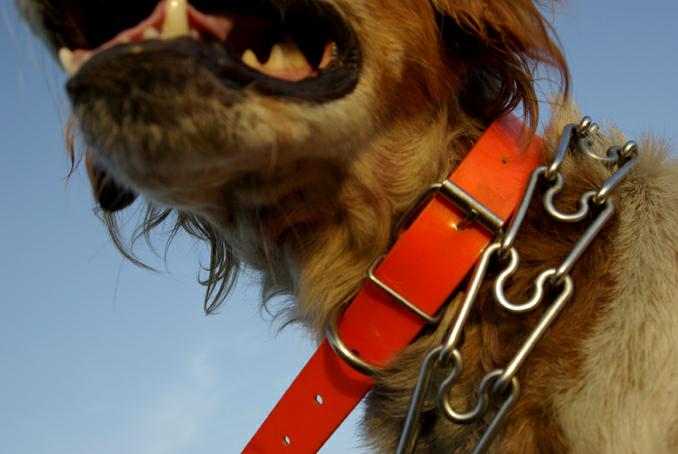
1;1;676;453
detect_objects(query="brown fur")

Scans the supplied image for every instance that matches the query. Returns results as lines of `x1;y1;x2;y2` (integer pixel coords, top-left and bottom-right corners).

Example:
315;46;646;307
365;106;620;452
15;0;678;452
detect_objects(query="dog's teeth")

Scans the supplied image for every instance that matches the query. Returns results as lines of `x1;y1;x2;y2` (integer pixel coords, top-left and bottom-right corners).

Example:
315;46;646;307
243;42;312;80
162;0;190;39
262;42;310;72
143;28;160;40
265;44;286;70
58;48;78;76
284;43;312;70
241;49;262;69
80;53;92;67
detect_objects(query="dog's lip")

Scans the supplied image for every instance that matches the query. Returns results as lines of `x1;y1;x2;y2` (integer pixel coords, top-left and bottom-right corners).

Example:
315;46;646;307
61;1;234;72
57;0;361;101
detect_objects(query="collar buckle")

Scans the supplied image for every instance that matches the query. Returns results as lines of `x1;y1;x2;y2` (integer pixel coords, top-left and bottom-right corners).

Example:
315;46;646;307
394;180;504;238
326;178;504;377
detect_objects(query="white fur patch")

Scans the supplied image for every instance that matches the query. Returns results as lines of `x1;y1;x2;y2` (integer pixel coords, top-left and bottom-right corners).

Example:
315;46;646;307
553;124;678;452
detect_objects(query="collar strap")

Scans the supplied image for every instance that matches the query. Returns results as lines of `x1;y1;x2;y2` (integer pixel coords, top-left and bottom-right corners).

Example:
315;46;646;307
244;116;543;453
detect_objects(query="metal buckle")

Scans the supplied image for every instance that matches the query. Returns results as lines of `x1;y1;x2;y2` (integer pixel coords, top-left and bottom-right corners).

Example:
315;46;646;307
326;179;503;377
325;255;446;377
394;180;504;237
325;304;384;377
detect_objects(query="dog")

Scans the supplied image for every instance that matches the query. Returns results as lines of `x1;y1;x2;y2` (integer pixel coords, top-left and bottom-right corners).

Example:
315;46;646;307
15;0;678;452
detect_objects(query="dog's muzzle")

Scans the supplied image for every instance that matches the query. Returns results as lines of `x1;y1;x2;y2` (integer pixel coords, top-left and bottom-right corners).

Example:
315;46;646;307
45;0;363;102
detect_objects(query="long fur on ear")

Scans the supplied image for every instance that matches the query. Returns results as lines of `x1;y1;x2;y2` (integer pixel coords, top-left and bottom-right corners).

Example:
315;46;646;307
432;0;569;128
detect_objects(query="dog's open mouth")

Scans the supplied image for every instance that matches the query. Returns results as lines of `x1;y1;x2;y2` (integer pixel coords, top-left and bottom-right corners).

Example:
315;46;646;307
54;0;361;101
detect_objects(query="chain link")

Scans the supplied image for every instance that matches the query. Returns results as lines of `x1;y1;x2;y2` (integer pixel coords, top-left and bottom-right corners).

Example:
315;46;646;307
396;117;639;454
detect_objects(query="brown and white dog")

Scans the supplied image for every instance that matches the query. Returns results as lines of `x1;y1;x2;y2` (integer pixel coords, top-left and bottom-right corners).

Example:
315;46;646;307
15;0;678;452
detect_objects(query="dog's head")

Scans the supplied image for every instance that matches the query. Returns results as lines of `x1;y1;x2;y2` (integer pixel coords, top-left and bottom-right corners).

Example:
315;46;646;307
17;0;566;321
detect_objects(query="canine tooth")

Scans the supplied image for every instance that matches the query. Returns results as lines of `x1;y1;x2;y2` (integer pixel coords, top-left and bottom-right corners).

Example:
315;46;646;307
241;49;262;69
143;28;160;40
58;48;77;76
284;43;310;70
162;0;190;39
261;42;310;73
264;44;287;71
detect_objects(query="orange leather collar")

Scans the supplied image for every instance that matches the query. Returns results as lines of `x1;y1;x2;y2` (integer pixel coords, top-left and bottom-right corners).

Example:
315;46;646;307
244;116;543;453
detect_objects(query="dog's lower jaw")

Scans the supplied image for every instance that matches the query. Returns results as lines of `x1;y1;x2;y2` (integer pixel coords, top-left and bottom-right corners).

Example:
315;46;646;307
220;105;476;339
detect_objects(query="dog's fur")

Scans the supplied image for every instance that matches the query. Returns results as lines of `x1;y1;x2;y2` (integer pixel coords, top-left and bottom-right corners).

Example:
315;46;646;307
16;0;678;452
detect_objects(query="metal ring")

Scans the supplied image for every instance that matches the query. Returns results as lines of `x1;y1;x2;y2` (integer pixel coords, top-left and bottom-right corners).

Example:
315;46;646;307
578;139;621;165
620;140;639;161
552;203;615;284
473;374;521;454
593;155;638;205
439;243;502;364
577;116;593;135
543;173;595;223
325;305;384;377
577;116;599;136
494;275;574;394
494;250;558;314
396;347;462;454
545;124;576;181
438;370;502;425
500;167;546;255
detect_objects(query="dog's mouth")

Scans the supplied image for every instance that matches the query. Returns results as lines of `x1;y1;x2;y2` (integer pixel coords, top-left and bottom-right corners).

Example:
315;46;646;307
53;0;361;101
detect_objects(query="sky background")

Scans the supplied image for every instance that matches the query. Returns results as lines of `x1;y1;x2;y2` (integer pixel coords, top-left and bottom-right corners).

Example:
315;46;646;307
1;1;677;453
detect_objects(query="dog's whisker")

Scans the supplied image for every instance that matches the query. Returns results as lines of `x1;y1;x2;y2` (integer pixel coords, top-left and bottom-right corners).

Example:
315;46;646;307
255;207;278;287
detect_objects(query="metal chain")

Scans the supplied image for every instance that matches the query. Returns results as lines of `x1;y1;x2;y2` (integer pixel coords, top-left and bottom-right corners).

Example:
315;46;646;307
396;117;639;454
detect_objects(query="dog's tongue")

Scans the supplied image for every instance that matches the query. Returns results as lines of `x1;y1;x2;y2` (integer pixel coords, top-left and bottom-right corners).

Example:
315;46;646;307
61;0;234;74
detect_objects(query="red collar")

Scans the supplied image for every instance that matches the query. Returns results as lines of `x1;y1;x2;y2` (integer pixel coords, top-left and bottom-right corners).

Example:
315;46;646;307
244;116;542;453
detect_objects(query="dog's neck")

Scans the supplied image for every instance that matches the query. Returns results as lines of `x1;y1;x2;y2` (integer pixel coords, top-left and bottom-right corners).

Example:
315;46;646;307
363;101;634;452
202;106;482;334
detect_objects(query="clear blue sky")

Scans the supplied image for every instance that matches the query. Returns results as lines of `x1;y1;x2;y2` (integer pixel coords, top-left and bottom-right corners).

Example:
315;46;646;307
1;1;676;453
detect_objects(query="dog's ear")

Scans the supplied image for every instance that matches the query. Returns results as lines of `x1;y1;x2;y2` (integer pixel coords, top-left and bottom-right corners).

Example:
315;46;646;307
85;153;138;213
431;0;568;126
